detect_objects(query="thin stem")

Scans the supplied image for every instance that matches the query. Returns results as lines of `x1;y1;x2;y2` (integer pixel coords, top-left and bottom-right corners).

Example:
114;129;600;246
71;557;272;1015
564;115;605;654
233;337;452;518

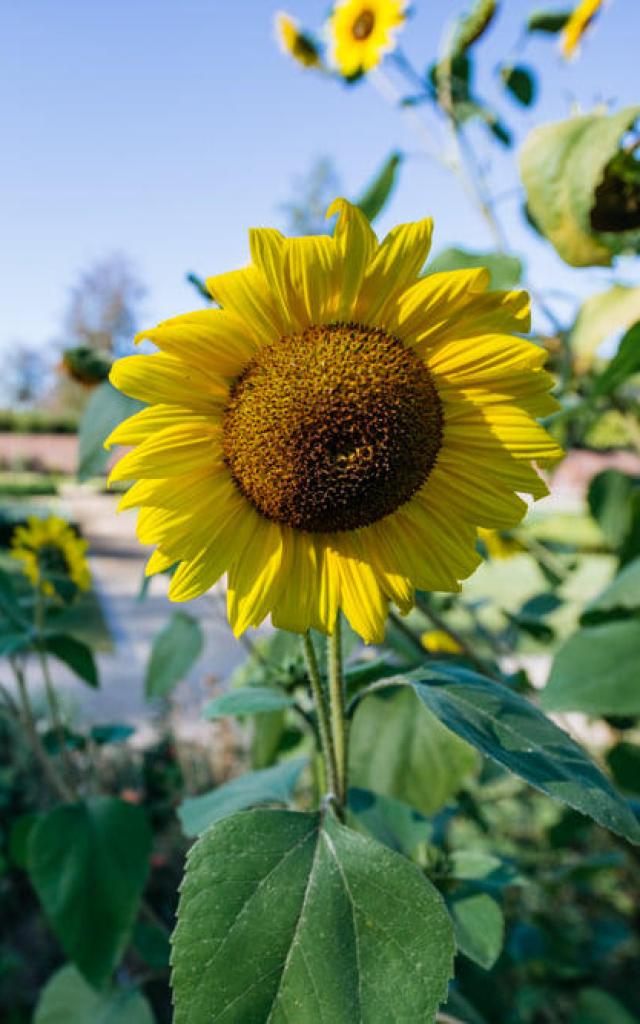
327;617;347;811
301;634;339;804
13;660;73;802
34;592;79;797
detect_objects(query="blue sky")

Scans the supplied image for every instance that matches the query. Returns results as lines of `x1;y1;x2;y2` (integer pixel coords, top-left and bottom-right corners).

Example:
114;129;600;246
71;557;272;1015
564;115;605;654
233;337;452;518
0;0;637;359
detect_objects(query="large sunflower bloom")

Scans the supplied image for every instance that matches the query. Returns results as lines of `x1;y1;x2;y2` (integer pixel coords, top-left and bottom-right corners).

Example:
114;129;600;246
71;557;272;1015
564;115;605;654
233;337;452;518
107;199;561;644
327;0;406;78
11;515;91;596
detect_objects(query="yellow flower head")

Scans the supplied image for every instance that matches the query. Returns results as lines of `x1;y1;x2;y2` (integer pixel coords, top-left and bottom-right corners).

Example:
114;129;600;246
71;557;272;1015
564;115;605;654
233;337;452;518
421;630;462;655
275;11;322;69
327;0;406;78
478;527;523;560
108;198;561;644
10;515;91;597
561;0;606;59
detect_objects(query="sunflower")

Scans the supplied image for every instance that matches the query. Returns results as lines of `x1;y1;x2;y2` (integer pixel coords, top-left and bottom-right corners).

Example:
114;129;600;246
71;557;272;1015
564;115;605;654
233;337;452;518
327;0;406;78
275;11;322;69
11;516;91;597
421;630;462;655
107;198;561;644
561;0;606;59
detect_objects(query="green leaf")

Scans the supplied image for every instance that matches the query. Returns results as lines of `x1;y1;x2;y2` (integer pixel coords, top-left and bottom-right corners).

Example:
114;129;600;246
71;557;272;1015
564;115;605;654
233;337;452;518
34;964;154;1024
570;286;640;369
347;786;432;855
145;612;204;699
43;633;98;688
500;65;536;106
28;798;152;987
572;987;639;1024
355;151;403;222
90;723;136;745
449;0;497;58
583;557;640;621
202;686;295;720
426;247;523;290
542;620;640;716
447;850;505;881
588;469;639;551
607;743;640;796
133;921;171;969
451;892;504;969
527;9;570;33
593;322;640;395
78;381;144;481
397;665;640;844
519;107;640;267
171;808;454;1023
349;687;478;816
177;758;308;837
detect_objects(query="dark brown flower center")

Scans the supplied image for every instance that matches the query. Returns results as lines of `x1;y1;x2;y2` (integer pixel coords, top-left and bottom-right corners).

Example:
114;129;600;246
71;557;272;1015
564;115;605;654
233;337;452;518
352;9;375;40
222;323;443;533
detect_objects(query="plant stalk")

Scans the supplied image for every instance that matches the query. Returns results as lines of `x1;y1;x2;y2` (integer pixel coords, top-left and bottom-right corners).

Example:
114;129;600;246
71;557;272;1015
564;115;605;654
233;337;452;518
13;660;73;803
301;633;339;806
327;616;348;810
34;592;79;797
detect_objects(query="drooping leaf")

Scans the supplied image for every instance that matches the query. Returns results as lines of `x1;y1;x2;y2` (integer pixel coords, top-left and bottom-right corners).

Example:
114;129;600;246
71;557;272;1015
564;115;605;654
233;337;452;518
582;557;640;621
593;322;640;395
177;758;308;837
390;665;640;843
202;686;295;720
43;633;98;688
426;247;523;290
451;892;505;969
347;786;432;855
171;809;454;1023
349;687;478;817
355;151;403;222
500;65;536;106
519;107;640;267
28;799;152;987
78;381;144;481
34;964;154;1024
542;621;640;717
145;612;204;699
527;9;571;33
570;286;640;370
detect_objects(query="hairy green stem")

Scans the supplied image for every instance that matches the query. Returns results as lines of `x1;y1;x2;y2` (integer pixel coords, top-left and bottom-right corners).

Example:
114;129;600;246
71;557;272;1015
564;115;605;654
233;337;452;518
35;592;79;797
327;617;348;810
301;633;339;805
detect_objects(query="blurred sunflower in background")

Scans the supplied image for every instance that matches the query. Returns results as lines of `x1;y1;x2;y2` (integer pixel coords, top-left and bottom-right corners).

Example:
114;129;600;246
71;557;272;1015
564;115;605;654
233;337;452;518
107;198;561;644
561;0;606;59
421;630;462;655
275;11;322;69
327;0;406;78
11;516;91;597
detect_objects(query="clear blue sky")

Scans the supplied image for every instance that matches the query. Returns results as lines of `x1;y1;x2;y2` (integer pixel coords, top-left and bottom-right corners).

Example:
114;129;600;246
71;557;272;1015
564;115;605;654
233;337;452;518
0;0;637;358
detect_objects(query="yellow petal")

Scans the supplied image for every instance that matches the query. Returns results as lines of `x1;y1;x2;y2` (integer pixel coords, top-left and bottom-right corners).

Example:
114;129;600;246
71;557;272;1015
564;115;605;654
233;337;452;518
359;217;433;324
327;197;377;318
227;518;286;634
284;235;341;325
205;265;282;345
109;353;226;412
329;534;387;644
105;405;213;449
135;309;256;376
271;529;317;633
108;424;220;483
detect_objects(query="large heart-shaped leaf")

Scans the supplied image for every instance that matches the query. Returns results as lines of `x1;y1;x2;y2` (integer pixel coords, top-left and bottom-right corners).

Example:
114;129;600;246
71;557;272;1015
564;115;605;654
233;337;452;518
171;808;454;1023
78;381;144;481
34;965;154;1024
202;686;295;720
28;798;152;987
178;758;308;837
380;666;640;844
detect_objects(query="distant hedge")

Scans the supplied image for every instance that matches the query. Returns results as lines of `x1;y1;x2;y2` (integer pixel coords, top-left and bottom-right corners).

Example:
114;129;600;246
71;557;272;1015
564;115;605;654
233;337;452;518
0;409;79;434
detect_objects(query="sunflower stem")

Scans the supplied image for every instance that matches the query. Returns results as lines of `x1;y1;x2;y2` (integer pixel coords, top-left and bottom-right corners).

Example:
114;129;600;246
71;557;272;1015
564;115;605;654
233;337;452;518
34;592;79;798
327;616;348;812
12;660;73;803
301;633;339;807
